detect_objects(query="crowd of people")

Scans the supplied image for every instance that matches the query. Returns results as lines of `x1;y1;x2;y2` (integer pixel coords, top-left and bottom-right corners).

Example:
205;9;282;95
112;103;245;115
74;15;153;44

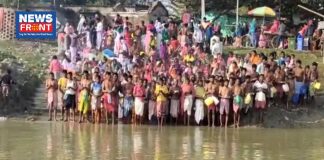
47;14;321;127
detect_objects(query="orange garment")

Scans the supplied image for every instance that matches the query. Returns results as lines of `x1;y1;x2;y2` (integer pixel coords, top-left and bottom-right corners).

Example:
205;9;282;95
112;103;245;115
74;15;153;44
250;55;261;65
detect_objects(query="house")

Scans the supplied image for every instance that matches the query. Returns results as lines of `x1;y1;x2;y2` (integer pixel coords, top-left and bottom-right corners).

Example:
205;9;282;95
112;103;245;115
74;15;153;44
148;1;169;21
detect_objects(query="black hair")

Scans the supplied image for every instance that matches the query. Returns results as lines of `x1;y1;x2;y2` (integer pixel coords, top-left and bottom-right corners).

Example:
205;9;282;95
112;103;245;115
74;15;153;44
312;62;318;67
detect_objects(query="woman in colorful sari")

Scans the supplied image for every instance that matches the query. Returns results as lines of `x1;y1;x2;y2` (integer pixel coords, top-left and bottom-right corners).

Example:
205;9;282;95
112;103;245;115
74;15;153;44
46;72;58;121
78;71;91;123
155;77;169;126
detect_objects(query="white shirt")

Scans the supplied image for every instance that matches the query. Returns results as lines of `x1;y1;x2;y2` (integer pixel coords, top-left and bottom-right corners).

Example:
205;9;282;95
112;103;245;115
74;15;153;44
65;80;76;95
96;22;103;32
193;29;203;43
253;80;268;101
253;80;268;90
77;17;86;33
256;62;265;75
155;21;163;33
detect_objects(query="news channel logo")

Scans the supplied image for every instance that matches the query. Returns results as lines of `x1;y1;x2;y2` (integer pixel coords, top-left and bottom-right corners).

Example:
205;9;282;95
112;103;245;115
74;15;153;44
15;11;56;39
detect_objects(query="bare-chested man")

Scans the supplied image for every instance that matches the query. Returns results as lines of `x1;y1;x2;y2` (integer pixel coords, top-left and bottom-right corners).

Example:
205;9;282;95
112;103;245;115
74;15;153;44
122;75;134;123
219;79;231;127
205;76;217;127
103;72;115;124
294;60;304;82
233;79;243;128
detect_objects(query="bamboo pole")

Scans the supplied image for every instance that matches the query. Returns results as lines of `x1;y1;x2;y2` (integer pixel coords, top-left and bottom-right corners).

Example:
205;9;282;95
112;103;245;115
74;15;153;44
297;5;324;18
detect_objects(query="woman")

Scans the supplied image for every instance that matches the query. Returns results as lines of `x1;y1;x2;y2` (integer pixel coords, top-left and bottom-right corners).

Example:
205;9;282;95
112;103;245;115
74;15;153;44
90;74;102;124
258;29;267;48
49;55;62;80
170;79;181;124
78;71;91;123
46;72;58;121
155;77;169;126
148;81;156;122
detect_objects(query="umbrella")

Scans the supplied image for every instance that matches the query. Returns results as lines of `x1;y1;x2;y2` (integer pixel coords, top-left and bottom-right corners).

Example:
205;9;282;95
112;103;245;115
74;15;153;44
248;6;276;17
103;48;116;58
248;6;276;25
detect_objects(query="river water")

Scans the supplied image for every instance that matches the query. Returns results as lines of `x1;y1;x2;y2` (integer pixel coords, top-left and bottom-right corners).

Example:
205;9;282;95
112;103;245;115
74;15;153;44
0;121;323;160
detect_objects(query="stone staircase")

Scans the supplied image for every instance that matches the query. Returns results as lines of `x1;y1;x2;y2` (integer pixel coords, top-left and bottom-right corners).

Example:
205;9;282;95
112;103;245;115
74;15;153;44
30;85;48;115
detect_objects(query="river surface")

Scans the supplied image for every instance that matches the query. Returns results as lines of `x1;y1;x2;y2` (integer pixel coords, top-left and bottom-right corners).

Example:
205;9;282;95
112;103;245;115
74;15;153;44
0;121;323;160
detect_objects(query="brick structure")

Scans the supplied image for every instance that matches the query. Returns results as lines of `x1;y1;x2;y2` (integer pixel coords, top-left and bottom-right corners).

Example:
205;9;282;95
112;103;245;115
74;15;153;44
0;8;15;40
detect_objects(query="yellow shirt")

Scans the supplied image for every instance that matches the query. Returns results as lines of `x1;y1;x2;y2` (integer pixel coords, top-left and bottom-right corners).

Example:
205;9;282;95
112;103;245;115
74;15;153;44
155;84;169;102
58;77;68;91
195;86;206;98
184;55;195;63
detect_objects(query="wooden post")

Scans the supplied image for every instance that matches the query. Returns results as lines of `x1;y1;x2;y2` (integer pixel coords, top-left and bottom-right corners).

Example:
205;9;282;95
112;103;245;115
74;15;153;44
201;0;205;19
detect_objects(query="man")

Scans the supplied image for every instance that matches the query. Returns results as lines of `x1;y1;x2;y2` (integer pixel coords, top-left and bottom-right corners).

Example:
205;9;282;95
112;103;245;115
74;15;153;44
58;70;68;120
70;29;78;64
193;25;203;47
210;33;223;57
277;20;287;49
306;19;316;50
133;79;145;125
0;69;14;101
219;79;230;127
63;72;77;122
249;18;257;48
253;75;268;123
96;17;104;51
77;14;86;34
102;72;116;124
122;75;134;123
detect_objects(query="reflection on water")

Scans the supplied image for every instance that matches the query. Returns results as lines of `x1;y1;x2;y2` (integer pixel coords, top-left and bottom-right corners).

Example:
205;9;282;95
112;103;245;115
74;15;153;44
0;121;324;160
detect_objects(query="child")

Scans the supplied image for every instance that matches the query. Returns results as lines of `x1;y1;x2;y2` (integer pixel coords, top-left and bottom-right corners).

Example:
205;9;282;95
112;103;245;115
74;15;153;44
90;75;102;123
